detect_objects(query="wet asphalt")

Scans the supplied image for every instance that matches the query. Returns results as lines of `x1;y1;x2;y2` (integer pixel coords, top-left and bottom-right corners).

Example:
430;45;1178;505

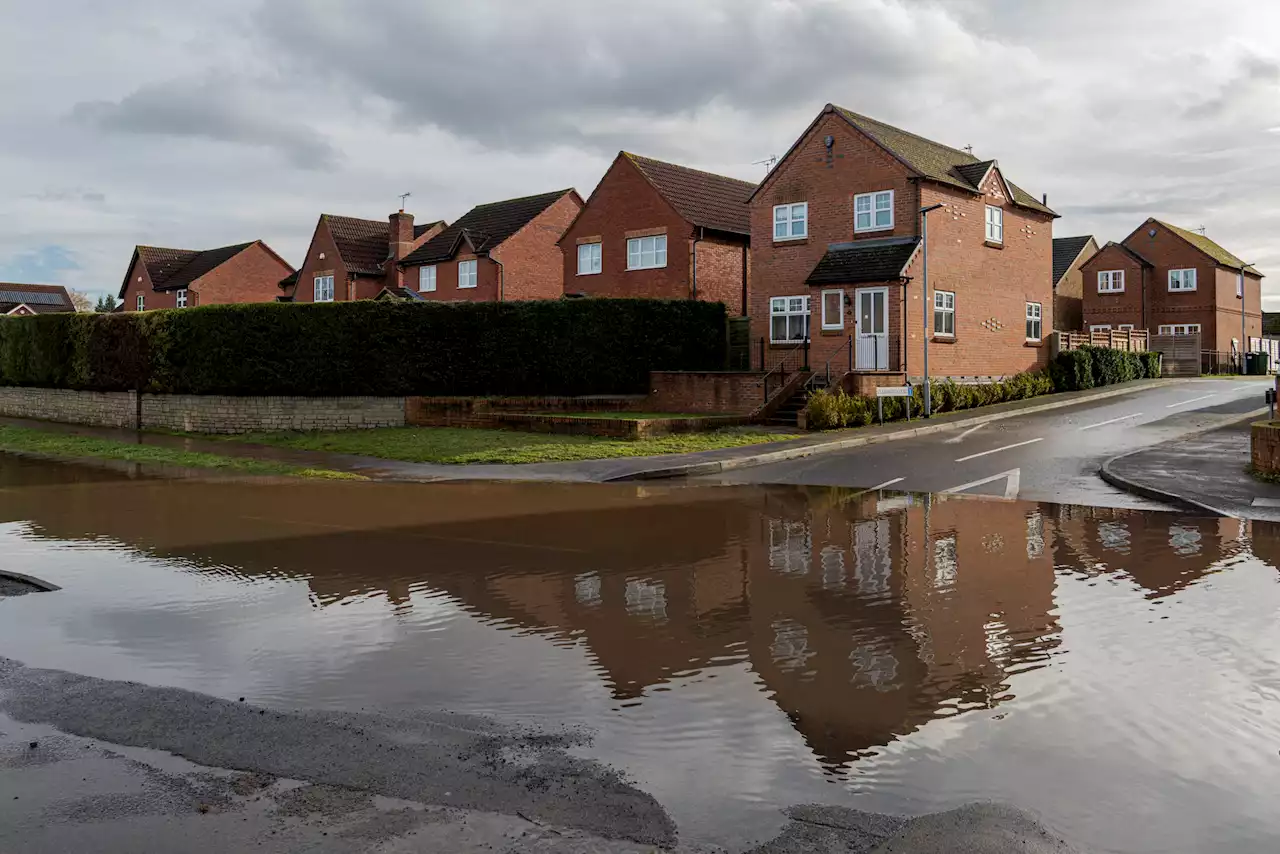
702;378;1271;508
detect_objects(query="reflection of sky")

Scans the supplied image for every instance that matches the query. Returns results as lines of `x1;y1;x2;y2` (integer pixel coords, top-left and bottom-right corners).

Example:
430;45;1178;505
4;508;1280;852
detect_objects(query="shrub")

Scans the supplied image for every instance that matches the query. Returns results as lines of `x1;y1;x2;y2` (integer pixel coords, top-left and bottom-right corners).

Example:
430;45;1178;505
1139;351;1162;379
1050;348;1094;392
0;299;728;396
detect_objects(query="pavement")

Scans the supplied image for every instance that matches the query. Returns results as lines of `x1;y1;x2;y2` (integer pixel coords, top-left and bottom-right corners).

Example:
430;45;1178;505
0;656;1086;853
701;378;1272;509
1102;420;1280;520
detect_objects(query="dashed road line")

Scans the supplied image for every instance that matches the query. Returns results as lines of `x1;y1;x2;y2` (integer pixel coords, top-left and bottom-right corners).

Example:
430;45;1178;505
944;423;988;444
1165;394;1217;409
954;438;1043;463
1078;413;1143;431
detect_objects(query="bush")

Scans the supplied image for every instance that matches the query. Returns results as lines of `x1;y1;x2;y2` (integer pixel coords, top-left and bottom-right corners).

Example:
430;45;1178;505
0;299;728;396
1139;351;1162;379
806;371;1056;430
1050;348;1094;392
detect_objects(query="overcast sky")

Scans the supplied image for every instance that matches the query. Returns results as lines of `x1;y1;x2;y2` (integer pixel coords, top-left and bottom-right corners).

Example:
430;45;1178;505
1;0;1277;306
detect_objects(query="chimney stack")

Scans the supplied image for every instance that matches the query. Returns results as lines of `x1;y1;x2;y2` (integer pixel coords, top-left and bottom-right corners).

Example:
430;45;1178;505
388;210;415;287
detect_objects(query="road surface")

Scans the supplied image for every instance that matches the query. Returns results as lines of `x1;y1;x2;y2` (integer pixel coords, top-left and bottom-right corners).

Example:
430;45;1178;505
701;378;1270;508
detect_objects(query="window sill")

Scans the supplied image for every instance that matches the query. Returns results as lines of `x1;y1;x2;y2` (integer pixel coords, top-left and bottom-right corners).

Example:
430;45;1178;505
575;271;601;277
772;238;809;246
625;266;668;272
1168;289;1197;294
820;327;846;335
984;240;1004;250
1097;290;1125;295
1024;340;1044;348
854;227;894;236
932;335;957;344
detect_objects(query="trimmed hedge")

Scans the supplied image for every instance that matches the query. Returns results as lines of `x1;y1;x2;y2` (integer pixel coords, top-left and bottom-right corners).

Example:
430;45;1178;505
806;371;1056;430
0;299;729;396
1048;346;1161;392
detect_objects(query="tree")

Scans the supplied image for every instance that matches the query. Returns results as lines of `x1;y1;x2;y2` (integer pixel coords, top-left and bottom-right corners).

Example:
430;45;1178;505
93;294;118;313
68;289;94;313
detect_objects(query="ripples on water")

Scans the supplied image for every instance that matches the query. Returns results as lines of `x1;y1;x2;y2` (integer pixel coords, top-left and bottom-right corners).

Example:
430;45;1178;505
1;458;1280;852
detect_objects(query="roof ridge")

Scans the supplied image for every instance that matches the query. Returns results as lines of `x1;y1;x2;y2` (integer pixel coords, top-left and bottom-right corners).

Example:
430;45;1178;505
834;105;980;163
322;213;389;226
470;189;572;209
624;152;757;188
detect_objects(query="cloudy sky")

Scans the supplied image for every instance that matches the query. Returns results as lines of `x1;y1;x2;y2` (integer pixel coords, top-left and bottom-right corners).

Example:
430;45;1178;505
1;0;1277;306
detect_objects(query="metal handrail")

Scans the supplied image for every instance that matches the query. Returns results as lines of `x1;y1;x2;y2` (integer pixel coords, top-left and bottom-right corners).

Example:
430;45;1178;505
761;336;810;403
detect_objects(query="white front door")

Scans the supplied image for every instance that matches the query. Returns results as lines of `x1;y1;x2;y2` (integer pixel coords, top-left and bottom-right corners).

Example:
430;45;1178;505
855;287;889;371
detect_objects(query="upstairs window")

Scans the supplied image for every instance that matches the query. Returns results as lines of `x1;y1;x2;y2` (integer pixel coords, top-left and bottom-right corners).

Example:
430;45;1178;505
933;290;955;337
458;259;478;288
577;242;602;275
985;205;1004;243
176;289;188;308
854;191;893;232
1169;268;1197;292
313;275;334;302
136;293;145;311
627;235;667;270
770;296;810;344
773;204;808;240
1098;270;1125;293
419;265;437;292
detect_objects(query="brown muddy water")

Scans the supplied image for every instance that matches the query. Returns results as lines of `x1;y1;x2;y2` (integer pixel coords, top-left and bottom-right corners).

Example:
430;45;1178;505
1;456;1279;852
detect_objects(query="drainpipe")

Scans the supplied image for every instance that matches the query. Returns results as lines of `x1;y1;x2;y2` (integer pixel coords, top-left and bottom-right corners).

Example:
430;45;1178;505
740;243;749;316
493;256;505;302
692;227;703;301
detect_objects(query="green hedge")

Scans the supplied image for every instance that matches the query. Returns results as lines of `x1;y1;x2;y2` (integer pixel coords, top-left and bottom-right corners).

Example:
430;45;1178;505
1048;346;1161;392
0;299;729;396
806;371;1056;430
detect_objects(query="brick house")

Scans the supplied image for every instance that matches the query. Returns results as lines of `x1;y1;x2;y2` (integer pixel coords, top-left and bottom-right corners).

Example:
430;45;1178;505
557;152;754;313
119;241;294;311
749;104;1056;381
0;283;75;316
285;211;446;304
399;190;582;302
1081;219;1263;353
1051;235;1097;332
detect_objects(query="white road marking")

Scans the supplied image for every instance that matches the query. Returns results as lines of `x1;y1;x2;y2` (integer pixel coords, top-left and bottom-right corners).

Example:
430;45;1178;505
1078;413;1143;431
944;423;988;444
1165;394;1217;409
868;478;905;491
1251;497;1280;508
944;468;1021;500
954;438;1043;463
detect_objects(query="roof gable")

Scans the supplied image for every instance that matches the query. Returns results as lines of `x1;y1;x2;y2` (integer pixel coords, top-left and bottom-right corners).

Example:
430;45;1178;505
321;215;393;276
0;283;74;314
1147;219;1261;275
623;153;755;236
402;189;576;266
1052;236;1096;284
1084;241;1154;269
120;242;257;297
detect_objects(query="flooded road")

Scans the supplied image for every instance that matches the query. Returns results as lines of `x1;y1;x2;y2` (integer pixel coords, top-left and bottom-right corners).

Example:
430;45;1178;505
2;457;1280;852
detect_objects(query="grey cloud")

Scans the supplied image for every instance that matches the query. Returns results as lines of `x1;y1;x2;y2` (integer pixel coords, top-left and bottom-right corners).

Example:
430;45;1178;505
71;77;338;169
1184;54;1280;120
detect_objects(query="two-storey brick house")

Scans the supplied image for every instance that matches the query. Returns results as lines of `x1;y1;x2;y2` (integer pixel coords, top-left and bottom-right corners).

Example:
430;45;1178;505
399;190;583;302
557;152;755;313
286;211;446;304
1051;235;1098;332
749;104;1056;380
120;241;294;311
1081;219;1263;354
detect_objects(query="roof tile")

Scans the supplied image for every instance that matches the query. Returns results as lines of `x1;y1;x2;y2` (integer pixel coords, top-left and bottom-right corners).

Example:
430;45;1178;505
625;153;756;236
1053;236;1095;284
403;190;574;266
806;237;921;286
1156;220;1261;275
0;282;74;314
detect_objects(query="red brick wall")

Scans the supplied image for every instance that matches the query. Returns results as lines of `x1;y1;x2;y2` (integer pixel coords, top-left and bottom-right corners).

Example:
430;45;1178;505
120;255;172;311
695;236;748;314
750;111;919;363
293;218;350;304
491;192;580;300
191;242;293;306
410;253;500;302
1081;244;1147;330
646;371;766;414
908;175;1054;378
560;156;693;299
1054;237;1096;332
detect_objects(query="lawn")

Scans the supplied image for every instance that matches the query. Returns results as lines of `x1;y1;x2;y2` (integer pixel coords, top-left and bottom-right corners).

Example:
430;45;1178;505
0;426;362;479
235;426;797;465
540;411;708;420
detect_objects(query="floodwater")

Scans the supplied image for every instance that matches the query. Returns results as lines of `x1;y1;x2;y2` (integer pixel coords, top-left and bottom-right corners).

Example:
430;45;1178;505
1;457;1279;853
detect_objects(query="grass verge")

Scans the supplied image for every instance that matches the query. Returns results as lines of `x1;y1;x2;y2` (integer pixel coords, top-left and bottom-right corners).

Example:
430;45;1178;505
1247;464;1280;485
0;425;363;479
235;426;797;465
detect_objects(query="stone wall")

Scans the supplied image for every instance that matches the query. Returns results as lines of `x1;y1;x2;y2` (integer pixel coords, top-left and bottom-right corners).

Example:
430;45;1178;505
0;386;405;434
0;387;137;428
646;372;766;415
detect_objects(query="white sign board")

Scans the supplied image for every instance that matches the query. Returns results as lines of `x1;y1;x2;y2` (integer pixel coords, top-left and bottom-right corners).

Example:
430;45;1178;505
876;385;913;398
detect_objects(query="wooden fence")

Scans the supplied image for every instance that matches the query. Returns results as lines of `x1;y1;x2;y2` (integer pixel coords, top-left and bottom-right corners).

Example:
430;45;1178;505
1057;329;1149;353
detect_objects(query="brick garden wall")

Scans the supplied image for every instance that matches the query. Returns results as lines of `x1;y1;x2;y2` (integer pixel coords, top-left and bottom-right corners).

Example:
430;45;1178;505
646;371;766;415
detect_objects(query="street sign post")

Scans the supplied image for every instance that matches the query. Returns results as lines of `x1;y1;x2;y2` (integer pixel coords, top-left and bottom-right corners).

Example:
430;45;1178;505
877;384;913;425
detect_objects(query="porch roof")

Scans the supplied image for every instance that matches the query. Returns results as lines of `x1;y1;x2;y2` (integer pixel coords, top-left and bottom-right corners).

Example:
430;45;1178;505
806;236;921;286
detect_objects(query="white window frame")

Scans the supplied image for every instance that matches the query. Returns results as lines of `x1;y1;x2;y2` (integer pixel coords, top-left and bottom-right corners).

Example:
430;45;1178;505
313;274;334;302
626;235;667;270
933;290;955;337
458;259;478;289
985;205;1004;243
176;289;187;308
1026;301;1042;342
1168;268;1197;292
419;265;437;292
820;289;844;330
1159;323;1201;336
854;190;894;233
1098;270;1125;293
773;203;808;241
770;295;811;344
1090;324;1112;333
577;242;602;276
136;293;145;311
1118;324;1135;332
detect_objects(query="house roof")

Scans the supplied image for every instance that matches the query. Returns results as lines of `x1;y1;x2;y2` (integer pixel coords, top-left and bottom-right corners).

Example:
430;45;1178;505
760;105;1055;217
624;153;756;236
402;190;577;266
1154;220;1261;275
319;215;445;277
373;286;426;302
278;269;300;289
1093;240;1154;268
1053;236;1096;284
0;282;74;314
806;236;921;286
119;242;262;297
